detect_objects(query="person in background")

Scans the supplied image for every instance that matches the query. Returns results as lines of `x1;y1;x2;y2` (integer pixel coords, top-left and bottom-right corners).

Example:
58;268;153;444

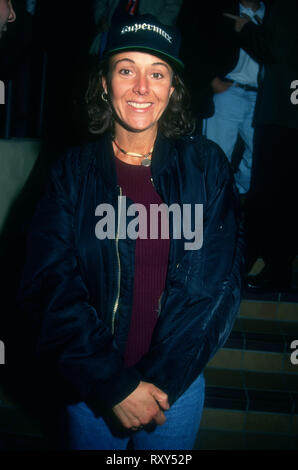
226;0;298;290
33;0;94;146
202;0;266;198
0;0;16;39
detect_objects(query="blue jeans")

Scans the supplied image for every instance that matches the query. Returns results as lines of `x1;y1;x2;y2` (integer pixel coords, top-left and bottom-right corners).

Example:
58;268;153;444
59;373;205;450
203;84;257;194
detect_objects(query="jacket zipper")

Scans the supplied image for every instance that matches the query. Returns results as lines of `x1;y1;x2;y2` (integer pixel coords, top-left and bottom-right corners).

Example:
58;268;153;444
112;186;122;334
157;292;164;317
151;176;166;319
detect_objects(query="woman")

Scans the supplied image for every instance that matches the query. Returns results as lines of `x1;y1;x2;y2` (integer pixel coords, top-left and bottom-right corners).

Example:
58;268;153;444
18;15;244;450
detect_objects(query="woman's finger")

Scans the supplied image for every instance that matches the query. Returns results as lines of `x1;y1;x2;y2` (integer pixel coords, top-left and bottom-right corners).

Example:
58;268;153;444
152;408;167;426
150;386;170;410
113;405;132;429
223;13;240;20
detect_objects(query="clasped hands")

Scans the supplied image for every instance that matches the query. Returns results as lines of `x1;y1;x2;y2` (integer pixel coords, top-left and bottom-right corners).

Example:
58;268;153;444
112;381;170;432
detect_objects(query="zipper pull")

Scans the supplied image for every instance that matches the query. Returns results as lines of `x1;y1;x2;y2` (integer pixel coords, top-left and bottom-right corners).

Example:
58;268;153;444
112;185;122;334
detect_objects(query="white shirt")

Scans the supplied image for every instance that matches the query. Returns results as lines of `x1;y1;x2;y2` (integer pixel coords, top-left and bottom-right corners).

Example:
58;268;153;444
226;2;266;87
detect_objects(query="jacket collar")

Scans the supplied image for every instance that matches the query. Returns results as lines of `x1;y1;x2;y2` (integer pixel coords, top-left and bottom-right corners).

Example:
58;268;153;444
94;130;175;190
151;131;175;179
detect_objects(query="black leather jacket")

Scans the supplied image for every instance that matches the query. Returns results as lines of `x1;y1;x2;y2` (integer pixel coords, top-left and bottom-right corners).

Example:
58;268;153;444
18;131;245;411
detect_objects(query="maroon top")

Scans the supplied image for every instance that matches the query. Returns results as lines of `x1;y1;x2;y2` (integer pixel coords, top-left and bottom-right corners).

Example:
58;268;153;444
115;157;170;368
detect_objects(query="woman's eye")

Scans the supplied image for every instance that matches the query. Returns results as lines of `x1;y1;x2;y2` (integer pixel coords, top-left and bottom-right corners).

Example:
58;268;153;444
152;72;163;79
119;68;132;75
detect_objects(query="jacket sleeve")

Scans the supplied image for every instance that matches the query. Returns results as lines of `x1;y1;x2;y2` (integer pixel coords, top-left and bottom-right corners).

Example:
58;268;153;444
134;142;245;405
238;1;298;66
237;21;274;64
17;149;141;411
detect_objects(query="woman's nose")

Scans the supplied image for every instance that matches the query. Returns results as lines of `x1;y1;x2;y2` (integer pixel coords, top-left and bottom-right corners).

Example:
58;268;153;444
8;3;16;23
133;73;149;95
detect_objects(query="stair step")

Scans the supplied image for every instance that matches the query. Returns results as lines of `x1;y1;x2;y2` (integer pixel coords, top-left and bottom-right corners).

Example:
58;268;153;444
199;407;297;435
242;288;298;301
195;428;298;450
239;298;298;321
208;347;296;374
204;368;298;393
204;386;296;414
234;316;298;336
199;384;298;439
224;328;298;357
225;330;286;352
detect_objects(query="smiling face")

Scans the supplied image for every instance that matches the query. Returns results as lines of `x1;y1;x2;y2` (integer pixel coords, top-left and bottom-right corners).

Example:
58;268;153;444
103;51;175;134
0;0;16;39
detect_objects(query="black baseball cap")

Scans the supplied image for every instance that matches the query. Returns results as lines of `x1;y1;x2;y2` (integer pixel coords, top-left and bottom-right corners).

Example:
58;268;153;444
103;14;184;74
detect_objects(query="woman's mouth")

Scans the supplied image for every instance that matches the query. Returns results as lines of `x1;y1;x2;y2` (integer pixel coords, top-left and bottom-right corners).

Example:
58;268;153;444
127;101;153;110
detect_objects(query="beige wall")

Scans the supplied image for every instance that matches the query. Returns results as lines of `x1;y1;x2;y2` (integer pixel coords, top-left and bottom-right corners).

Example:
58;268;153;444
0;139;40;233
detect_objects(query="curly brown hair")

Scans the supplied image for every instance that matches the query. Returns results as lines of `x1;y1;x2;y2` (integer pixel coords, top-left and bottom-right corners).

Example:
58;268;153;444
85;56;196;139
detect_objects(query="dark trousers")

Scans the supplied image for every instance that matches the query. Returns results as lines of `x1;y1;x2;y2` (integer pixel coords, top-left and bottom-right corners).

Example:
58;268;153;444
245;124;298;279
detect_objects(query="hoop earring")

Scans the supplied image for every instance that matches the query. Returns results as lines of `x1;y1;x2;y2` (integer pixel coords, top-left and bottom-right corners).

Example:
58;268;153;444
101;92;108;102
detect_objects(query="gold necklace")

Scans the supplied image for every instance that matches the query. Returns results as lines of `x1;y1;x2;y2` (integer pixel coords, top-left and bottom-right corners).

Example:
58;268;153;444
113;139;153;167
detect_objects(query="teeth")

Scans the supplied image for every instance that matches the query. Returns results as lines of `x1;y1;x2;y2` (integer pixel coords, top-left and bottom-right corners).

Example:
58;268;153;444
128;102;152;109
